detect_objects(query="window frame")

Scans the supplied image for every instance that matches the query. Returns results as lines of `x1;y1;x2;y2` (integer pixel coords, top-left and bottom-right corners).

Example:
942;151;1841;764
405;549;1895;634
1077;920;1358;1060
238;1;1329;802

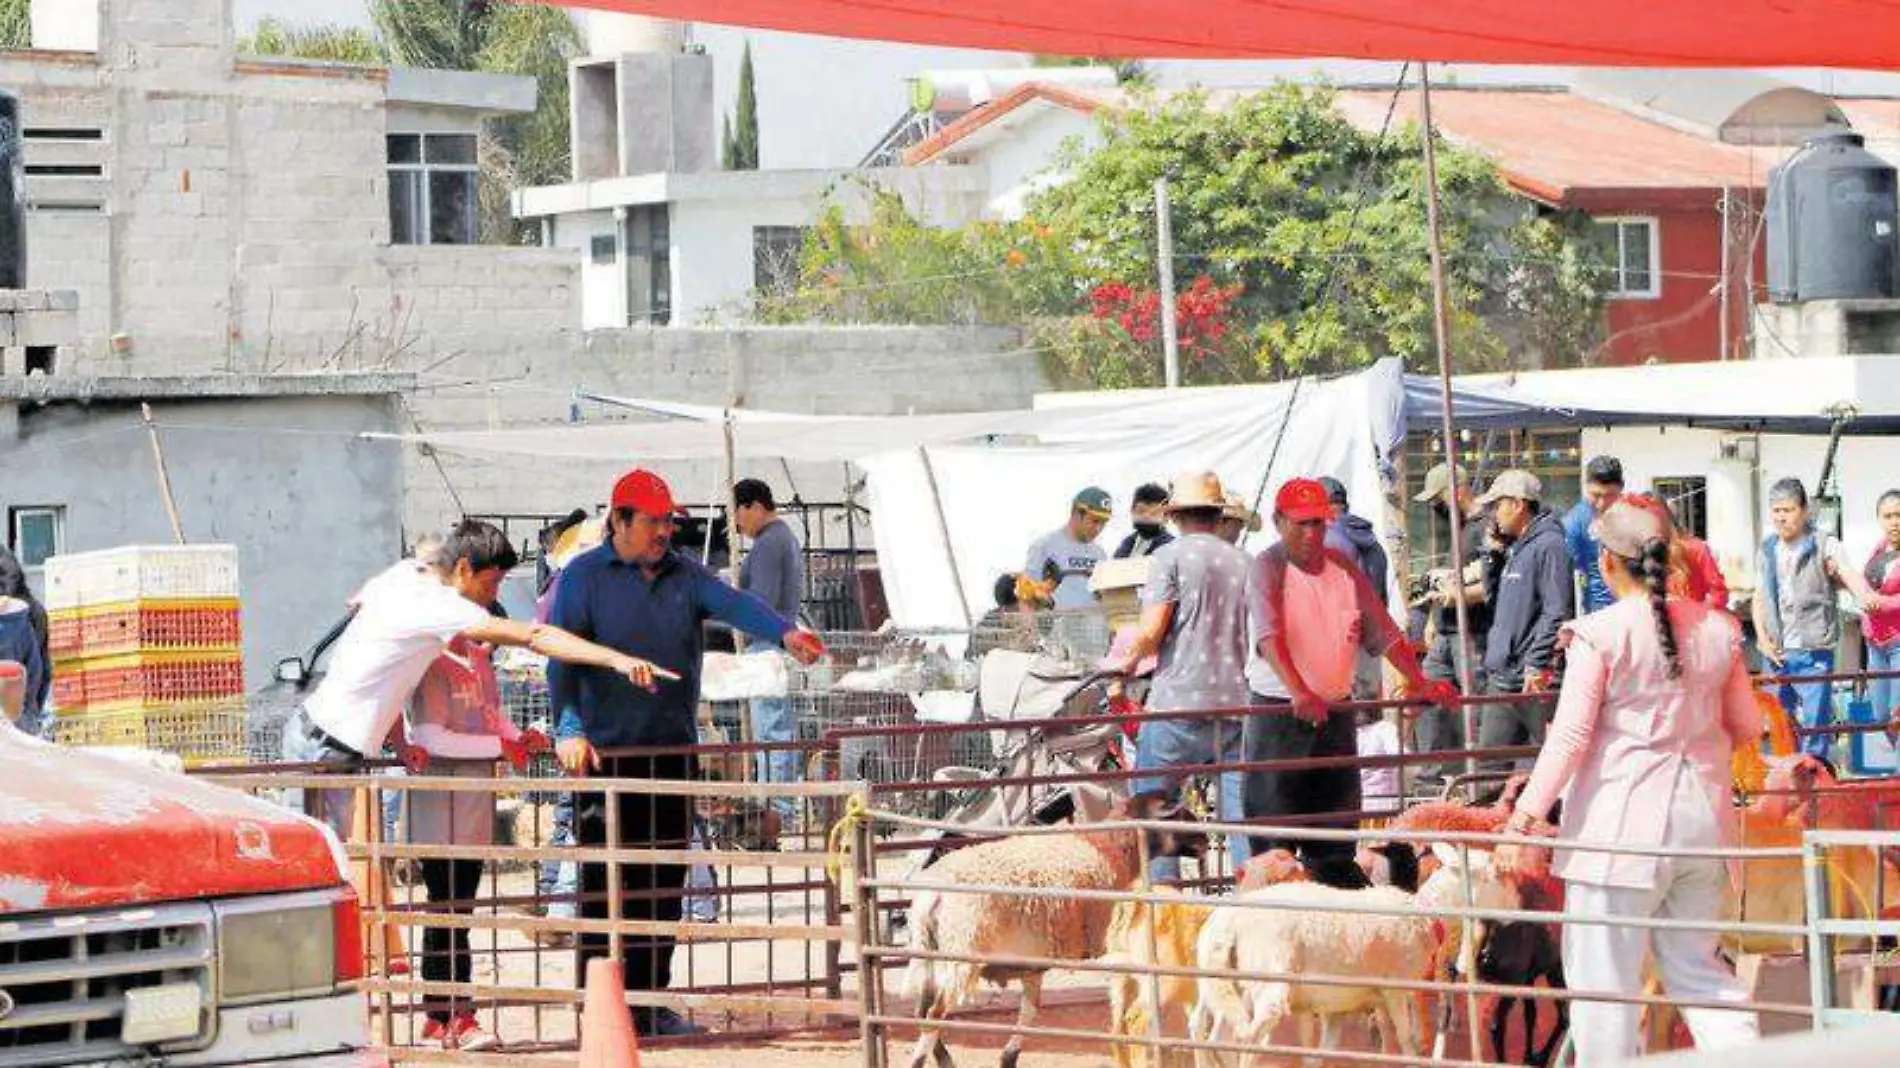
8;505;64;571
1650;476;1709;541
1591;215;1662;301
387;133;481;246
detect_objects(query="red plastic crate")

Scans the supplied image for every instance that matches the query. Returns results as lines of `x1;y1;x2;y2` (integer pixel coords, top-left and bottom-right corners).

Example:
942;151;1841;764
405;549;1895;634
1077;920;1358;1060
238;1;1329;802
78;600;241;658
48;612;83;661
77;653;244;708
51;669;86;712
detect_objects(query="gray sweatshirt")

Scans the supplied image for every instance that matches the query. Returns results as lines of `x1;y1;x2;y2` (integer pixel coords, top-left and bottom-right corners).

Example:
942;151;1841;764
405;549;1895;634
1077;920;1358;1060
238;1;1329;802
740;517;804;647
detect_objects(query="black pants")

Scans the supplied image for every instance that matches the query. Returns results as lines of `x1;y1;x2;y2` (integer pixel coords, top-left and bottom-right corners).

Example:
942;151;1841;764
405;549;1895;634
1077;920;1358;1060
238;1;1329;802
420;857;485;1023
576;754;694;1009
1241;696;1363;887
1418;632;1485;783
1477;671;1548;785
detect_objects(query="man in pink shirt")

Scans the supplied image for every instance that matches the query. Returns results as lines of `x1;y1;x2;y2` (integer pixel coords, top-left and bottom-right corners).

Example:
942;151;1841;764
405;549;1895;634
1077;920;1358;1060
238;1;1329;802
1242;478;1451;885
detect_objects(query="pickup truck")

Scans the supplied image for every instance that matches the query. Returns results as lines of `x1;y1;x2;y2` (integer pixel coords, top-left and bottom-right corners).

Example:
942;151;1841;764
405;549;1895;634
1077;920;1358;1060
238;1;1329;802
0;726;382;1067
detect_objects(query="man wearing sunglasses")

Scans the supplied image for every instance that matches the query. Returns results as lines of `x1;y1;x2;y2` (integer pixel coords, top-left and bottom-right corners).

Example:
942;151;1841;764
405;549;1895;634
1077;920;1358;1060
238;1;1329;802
546;468;824;1038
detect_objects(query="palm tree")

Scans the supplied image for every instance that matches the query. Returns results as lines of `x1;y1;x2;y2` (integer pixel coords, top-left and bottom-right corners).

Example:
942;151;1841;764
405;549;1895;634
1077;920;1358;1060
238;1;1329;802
238;18;387;64
372;0;582;242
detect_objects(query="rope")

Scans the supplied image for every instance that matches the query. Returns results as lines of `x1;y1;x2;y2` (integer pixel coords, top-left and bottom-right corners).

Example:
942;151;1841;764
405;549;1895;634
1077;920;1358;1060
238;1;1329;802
825;793;871;893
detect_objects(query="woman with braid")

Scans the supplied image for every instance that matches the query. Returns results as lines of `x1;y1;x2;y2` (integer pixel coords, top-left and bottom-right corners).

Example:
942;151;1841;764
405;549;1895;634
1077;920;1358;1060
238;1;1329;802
1495;500;1762;1064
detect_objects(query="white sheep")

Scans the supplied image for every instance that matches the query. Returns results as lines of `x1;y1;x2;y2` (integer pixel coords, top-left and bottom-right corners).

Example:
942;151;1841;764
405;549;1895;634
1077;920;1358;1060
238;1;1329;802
1188;881;1435;1068
1187;849;1521;1068
901;797;1206;1068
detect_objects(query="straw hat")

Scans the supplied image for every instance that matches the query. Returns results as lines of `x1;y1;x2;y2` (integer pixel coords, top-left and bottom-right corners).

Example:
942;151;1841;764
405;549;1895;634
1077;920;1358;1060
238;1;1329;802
1222;492;1264;533
547;515;607;571
1165;471;1227;511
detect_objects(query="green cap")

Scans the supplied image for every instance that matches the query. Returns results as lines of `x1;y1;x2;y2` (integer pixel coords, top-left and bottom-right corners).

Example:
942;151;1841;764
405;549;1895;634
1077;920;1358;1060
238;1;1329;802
1072;486;1113;519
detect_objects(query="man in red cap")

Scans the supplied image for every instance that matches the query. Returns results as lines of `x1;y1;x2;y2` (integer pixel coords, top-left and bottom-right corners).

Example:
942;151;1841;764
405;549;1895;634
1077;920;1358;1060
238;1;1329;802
547;468;823;1038
1242;477;1452;886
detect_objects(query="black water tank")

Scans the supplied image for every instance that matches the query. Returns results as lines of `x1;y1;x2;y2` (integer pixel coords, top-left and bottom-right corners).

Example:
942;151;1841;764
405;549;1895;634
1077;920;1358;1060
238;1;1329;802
1766;131;1899;303
0;89;22;289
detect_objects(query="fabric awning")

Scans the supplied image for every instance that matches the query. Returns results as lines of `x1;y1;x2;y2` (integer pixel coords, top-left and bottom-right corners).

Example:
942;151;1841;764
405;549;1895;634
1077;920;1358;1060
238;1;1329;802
550;2;1900;70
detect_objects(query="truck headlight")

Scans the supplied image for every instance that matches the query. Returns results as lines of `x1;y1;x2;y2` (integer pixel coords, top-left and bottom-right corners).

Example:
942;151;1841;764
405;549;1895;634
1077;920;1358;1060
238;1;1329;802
214;889;357;1004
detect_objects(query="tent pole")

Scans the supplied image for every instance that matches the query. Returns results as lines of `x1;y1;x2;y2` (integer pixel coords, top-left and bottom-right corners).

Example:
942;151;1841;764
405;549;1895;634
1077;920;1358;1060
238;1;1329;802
1418;65;1481;775
917;446;974;630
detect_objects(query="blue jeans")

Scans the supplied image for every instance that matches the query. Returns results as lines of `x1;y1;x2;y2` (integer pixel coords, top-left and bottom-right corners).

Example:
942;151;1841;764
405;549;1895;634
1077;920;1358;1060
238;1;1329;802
1132;715;1249;881
1777;648;1835;762
1869;642;1900;724
749;694;800;819
537;793;577;919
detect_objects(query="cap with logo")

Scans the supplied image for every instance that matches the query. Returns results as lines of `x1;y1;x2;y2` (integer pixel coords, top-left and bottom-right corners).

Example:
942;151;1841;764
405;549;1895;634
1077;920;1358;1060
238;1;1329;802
1414;462;1456;504
1475;469;1544;507
1274;478;1336;523
611;469;687;517
1072;486;1113;519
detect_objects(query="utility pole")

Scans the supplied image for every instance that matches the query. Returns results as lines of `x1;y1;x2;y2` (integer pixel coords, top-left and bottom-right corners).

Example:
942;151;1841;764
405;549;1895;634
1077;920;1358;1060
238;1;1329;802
1155;176;1180;388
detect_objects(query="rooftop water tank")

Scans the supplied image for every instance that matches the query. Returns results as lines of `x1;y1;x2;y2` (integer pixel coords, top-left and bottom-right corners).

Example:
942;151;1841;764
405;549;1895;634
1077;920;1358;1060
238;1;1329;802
1766;131;1899;303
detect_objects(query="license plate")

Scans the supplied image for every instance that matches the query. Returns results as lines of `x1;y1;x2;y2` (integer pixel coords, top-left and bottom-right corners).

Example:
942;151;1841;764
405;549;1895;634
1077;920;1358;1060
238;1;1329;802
122;981;204;1045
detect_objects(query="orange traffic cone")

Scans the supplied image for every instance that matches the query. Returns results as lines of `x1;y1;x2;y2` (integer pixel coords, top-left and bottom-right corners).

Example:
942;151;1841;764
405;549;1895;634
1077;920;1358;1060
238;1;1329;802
580;957;641;1067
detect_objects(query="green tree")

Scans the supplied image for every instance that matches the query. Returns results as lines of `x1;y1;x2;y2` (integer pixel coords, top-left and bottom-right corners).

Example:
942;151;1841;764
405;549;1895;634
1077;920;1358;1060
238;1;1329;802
728;41;760;170
720;114;735;171
1031;85;1601;378
372;0;582;242
237;17;388;64
0;0;27;51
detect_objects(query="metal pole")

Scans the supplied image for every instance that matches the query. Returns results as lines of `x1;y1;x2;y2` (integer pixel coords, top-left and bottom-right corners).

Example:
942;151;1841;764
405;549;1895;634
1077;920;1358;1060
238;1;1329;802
1418;66;1481;777
1155;176;1181;389
1719;186;1733;361
917;446;975;629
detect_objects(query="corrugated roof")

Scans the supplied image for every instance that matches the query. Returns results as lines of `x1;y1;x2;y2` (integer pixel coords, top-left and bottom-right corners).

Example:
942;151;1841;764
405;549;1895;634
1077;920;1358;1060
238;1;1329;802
1332;88;1790;200
906;80;1886;202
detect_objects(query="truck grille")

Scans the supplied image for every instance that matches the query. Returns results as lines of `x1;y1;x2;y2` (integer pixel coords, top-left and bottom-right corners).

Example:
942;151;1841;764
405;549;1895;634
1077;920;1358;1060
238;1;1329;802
0;903;215;1066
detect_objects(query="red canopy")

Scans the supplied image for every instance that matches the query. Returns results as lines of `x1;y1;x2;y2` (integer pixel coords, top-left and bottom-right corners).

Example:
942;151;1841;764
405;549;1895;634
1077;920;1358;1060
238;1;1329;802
550;1;1900;69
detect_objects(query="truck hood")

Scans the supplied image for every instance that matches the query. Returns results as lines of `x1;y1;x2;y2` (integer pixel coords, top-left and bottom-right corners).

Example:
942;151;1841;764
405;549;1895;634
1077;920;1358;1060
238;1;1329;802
0;729;344;913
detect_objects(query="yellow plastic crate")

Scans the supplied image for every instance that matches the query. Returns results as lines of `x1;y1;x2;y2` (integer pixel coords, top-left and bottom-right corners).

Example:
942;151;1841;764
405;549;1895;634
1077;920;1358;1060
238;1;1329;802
52;699;247;765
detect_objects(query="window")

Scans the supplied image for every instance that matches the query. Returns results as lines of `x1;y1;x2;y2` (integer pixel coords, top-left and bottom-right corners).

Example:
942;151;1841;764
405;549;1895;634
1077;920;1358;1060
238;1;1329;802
9;506;63;569
388;133;479;245
1403;428;1583;572
623;205;672;326
589;234;616;266
1650;477;1709;540
753;226;809;295
1590;217;1660;299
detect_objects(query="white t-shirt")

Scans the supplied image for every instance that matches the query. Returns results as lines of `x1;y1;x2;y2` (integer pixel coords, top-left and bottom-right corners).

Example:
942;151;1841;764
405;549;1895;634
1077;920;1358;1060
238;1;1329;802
1357;718;1402;813
1024;527;1106;611
304;564;491;756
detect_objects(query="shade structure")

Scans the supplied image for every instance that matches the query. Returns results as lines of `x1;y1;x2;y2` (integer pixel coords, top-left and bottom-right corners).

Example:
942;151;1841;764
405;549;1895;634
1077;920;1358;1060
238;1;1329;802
548;1;1900;70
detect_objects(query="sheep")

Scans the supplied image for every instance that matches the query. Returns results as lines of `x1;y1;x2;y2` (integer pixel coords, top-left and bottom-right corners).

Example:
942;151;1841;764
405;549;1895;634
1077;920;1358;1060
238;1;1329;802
1476;919;1566;1067
901;796;1208;1068
1755;753;1900;832
1103;889;1214;1068
1187;881;1437;1068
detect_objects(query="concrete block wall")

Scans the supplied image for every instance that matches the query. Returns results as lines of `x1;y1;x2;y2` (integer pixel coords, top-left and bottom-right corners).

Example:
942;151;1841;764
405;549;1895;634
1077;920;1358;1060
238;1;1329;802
399;324;1038;535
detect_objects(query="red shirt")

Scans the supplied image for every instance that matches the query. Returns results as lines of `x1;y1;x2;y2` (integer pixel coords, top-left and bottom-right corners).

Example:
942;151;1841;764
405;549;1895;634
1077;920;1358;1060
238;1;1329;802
1674;536;1730;612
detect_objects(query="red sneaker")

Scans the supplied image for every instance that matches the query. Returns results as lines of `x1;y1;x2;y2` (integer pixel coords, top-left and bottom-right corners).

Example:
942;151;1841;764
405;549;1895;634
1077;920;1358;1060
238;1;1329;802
450;1012;501;1052
419;1018;451;1048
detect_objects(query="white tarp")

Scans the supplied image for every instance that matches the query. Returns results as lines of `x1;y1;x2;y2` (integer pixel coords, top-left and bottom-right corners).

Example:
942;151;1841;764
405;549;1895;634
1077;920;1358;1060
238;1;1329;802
859;362;1406;628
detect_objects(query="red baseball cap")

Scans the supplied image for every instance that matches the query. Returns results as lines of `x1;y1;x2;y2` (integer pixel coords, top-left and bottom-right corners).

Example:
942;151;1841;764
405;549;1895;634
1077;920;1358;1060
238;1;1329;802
611;469;686;517
1274;478;1336;523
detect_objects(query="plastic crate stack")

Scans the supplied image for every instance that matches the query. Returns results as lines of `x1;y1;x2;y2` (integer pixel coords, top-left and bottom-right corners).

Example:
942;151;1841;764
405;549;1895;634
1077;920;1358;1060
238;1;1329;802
45;546;245;764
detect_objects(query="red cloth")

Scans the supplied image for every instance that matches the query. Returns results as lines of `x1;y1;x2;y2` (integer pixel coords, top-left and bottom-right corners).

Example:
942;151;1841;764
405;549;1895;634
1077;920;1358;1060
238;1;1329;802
562;1;1899;69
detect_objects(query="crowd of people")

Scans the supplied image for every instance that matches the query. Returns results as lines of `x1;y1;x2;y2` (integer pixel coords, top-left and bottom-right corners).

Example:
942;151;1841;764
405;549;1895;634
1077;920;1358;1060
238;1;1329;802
998;458;1900;1064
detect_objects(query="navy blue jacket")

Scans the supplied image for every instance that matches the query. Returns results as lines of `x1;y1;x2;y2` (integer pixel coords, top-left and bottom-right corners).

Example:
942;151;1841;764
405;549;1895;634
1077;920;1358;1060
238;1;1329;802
549;545;792;748
1482;510;1576;687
